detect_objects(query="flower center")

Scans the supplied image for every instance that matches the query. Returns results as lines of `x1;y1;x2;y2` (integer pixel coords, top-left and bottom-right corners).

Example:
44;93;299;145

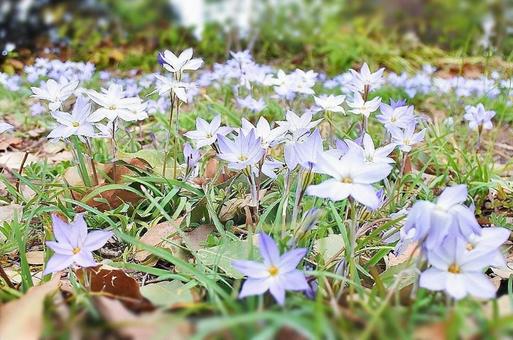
238;155;248;162
391;115;397;122
341;177;353;184
72;121;80;128
448;263;460;274
268;265;279;277
72;247;81;255
108;105;117;110
466;243;475;251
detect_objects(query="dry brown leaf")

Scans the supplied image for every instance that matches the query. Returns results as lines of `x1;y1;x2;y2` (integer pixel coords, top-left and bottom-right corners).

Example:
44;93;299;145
0;275;61;340
183;225;214;251
134;217;184;262
94;296;193;340
0;152;39;171
26;250;45;265
0;204;23;223
76;265;152;311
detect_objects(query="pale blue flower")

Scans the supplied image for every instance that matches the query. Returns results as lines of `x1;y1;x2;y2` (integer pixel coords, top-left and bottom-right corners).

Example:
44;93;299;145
232;233;309;305
44;214;112;275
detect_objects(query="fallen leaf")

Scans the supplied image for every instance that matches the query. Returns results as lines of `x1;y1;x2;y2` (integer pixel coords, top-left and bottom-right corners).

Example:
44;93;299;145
140;280;196;309
183;225;214;251
0;275;60;340
26;250;45;265
76;265;152;311
0;152;39;171
0;204;23;223
134;217;184;262
196;238;257;279
313;234;345;263
94;296;193;340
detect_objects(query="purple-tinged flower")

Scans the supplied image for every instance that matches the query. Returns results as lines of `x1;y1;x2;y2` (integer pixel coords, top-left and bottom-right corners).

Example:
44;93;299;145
216;129;265;170
306;149;392;209
184;115;232;148
377;103;416;130
159;48;203;74
47;96;96;140
31;77;79;111
464;103;495;130
183;142;201;173
261;158;284;179
465;227;510;267
314;94;346;113
420;236;498;300
232;233;309;305
389;98;407;109
389;123;425;152
0;122;14;134
30;102;46;116
285;129;323;171
402;185;481;250
345;133;396;165
348;92;382;117
325;139;349;159
44;214;112;275
348;63;384;93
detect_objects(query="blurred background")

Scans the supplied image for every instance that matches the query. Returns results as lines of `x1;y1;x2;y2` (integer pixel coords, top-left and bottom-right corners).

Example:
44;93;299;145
0;0;512;74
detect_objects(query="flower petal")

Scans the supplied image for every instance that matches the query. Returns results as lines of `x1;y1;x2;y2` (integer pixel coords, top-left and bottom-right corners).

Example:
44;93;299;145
239;278;270;298
83;230;112;251
231;260;269;279
43;254;74;275
279;270;309;291
419;267;446;291
278;248;307;273
437;185;467;209
258;233;280;266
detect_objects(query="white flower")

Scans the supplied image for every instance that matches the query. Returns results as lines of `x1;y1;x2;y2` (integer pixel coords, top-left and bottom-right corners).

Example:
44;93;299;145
389;123;426;153
463;103;495;130
184;115;232;148
346;133;396;165
306;150;392;209
31;78;79;111
86;84;147;122
349;63;384;93
241;117;286;148
153;74;189;103
348;92;381;117
277;110;322;134
420;236;497;300
160;48;203;74
314;94;346;113
47;96;96;140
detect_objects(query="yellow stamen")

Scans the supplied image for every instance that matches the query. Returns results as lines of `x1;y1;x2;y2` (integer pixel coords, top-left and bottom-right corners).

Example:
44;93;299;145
466;243;475;251
448;263;460;274
238;155;248;162
72;247;81;255
268;265;279;277
341;177;353;184
72;121;80;128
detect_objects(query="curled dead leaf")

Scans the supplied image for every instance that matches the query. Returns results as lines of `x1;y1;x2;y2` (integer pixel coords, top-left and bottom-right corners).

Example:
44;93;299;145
0;275;61;340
